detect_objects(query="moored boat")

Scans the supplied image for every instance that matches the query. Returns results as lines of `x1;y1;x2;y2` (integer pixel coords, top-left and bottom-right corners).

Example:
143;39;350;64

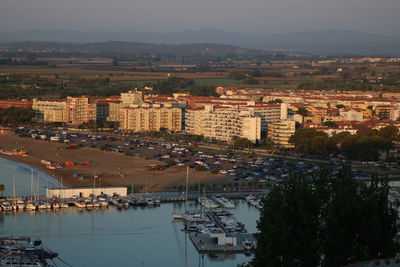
74;200;86;208
25;201;36;211
1;201;13;211
17;200;26;210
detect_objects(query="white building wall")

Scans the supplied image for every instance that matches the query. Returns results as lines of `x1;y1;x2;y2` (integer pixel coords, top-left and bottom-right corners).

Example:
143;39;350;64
46;187;127;199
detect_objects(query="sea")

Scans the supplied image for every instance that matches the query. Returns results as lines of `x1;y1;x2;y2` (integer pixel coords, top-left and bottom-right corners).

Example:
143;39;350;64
0;157;260;267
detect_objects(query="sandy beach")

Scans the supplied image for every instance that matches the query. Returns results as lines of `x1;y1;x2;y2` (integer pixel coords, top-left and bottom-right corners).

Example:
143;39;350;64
0;135;232;191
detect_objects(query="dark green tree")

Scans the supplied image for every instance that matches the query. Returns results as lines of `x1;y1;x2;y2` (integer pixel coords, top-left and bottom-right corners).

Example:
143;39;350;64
298;107;309;117
253;167;399;267
322;121;338;128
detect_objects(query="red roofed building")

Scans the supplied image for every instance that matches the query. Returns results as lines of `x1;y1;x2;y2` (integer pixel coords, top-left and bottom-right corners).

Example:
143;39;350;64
0;100;32;109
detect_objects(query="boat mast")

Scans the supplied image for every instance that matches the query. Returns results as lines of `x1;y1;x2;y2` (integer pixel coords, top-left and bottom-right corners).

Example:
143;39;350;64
93;168;96;198
185;166;189;212
12;175;16;200
30;169;33;202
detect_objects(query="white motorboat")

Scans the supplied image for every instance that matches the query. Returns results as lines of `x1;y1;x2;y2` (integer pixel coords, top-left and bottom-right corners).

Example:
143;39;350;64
198;197;219;209
146;198;155;206
52;201;60;209
25;201;36;211
60;202;69;208
212;195;235;209
1;201;13;211
98;197;109;207
16;200;26;210
37;202;47;210
242;240;253;250
74;200;86;208
172;214;186;220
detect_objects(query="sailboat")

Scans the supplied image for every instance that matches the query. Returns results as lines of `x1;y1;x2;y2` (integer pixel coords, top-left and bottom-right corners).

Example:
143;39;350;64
172;166;189;220
25;170;36;211
11;176;17;210
59;177;69;208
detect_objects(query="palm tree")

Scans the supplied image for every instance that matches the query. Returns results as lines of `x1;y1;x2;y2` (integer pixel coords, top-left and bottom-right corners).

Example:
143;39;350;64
0;184;4;197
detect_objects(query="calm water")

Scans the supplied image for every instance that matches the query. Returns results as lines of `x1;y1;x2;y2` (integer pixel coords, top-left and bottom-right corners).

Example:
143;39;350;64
0;157;64;196
0;159;260;267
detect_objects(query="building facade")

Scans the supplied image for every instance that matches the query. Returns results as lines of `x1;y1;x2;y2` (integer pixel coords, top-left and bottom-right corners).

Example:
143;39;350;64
268;120;296;148
66;96;96;125
32;99;68;123
185;105;261;143
121;105;182;132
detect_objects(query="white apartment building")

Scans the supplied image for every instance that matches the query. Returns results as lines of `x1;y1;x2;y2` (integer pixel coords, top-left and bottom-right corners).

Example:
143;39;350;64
242;103;287;134
32;99;68;123
66;96;96;125
185;105;261;143
121;104;182;132
121;91;145;105
268;120;296;148
340;108;364;121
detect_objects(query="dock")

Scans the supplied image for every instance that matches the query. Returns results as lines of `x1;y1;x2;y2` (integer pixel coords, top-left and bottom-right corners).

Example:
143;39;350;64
189;232;256;253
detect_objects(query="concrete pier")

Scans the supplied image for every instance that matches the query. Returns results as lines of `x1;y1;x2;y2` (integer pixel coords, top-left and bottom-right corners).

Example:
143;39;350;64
189;232;255;253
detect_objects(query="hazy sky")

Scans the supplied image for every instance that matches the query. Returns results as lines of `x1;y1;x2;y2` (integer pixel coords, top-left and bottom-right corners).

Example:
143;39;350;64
1;0;399;35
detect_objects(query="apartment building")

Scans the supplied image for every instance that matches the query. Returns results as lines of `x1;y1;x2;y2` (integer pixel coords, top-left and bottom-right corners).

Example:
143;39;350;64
242;103;287;134
268;120;296;148
340;108;364;121
95;102;110;122
121;91;145;105
107;91;147;124
32;99;68;123
66;96;96;125
121;104;182;132
185;105;261;143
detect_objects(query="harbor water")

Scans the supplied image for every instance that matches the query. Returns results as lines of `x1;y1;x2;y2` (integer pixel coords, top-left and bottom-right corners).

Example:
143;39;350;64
0;157;64;196
0;158;260;267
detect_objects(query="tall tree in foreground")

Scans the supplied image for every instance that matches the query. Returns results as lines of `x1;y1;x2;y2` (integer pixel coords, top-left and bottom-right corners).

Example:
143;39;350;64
253;167;400;267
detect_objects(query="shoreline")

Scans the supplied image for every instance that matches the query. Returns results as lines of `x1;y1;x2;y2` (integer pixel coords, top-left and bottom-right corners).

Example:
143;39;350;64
0;135;232;192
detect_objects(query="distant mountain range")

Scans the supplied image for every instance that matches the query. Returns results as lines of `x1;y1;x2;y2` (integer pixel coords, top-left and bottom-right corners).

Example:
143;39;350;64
1;29;400;56
0;41;261;58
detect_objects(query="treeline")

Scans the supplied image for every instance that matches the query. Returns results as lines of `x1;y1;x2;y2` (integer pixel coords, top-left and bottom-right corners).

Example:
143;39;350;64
289;125;398;161
0;58;48;66
0;107;36;124
254;167;399;267
0;75;217;99
0;75;130;99
297;75;400;92
148;77;217;96
228;70;285;80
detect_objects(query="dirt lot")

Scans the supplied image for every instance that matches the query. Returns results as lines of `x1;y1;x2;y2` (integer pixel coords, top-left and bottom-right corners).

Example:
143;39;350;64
0;135;232;191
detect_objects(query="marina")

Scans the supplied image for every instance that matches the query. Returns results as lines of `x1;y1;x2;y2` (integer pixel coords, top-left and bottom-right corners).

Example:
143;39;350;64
0;148;262;267
0;199;259;267
0;236;59;267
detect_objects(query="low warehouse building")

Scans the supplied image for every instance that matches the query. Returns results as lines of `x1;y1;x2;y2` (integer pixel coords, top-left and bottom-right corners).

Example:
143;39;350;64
46;187;127;199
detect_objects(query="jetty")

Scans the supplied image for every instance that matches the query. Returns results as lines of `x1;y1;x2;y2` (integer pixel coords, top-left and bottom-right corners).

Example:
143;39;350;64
189;232;255;253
